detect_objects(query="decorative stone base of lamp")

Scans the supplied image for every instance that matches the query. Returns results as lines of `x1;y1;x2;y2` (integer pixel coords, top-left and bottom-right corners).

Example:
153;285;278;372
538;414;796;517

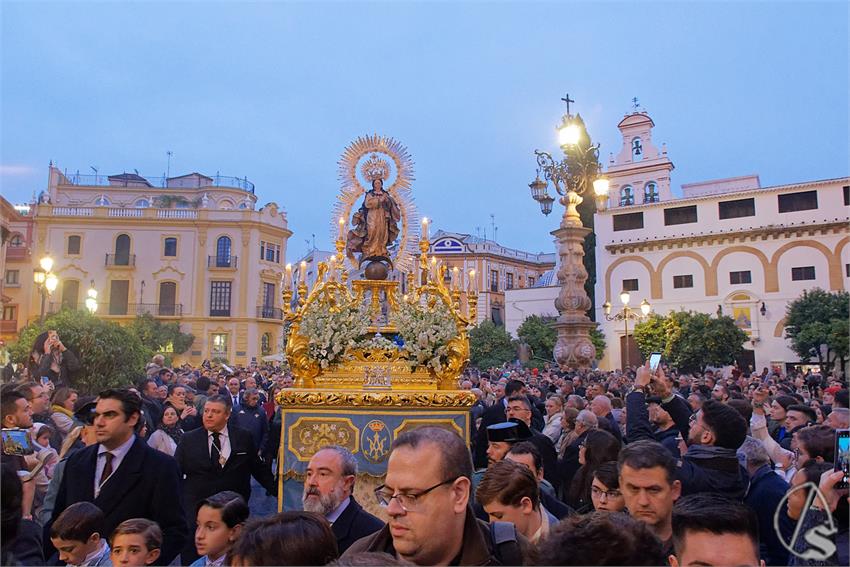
551;218;596;369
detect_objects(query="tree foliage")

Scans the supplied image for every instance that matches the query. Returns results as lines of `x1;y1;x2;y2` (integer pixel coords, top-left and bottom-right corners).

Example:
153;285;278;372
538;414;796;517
633;313;668;357
632;310;748;373
8;309;151;394
128;314;195;364
469;321;516;369
517;315;557;365
785;288;850;372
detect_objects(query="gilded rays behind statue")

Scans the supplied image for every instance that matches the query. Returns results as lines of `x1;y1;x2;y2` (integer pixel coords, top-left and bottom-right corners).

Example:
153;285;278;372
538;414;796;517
332;134;419;280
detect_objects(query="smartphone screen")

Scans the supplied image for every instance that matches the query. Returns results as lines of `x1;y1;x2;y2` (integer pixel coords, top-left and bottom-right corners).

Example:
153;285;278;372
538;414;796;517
836;429;849;489
649;352;662;371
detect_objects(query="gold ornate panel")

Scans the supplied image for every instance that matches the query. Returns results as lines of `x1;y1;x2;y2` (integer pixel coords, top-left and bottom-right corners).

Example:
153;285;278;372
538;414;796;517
287;417;359;461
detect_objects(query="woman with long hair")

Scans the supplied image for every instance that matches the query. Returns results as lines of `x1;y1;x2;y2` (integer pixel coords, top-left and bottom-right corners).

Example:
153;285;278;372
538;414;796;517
50;387;78;436
567;429;621;513
147;406;183;457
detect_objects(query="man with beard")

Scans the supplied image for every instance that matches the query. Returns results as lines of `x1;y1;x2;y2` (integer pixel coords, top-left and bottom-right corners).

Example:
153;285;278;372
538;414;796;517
302;446;383;553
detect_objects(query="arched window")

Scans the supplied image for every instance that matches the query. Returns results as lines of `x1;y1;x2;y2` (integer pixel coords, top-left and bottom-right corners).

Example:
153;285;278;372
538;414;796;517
619;186;635;206
114;234;131;265
216;236;232;267
67;235;81;255
175;200;190;209
644;182;659;203
9;233;24;247
95;195;110;206
134;198;150;208
631;137;643;162
158;282;177;316
261;333;272;356
61;280;80;310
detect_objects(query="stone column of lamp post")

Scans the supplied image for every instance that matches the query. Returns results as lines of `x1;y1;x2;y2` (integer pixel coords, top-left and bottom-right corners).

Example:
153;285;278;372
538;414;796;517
528;95;610;370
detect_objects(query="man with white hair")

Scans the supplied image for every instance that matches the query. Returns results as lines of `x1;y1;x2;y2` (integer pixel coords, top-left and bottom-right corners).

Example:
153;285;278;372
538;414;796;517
303;445;383;553
738;437;793;565
590;394;622;442
558;410;598;493
826;407;849;429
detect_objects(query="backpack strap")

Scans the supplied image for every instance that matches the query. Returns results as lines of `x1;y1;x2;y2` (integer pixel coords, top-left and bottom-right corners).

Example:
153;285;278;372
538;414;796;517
489;521;523;566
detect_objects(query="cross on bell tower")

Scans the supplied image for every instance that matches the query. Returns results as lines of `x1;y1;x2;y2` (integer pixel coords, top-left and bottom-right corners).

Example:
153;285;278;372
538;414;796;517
561;93;575;116
632;97;640;111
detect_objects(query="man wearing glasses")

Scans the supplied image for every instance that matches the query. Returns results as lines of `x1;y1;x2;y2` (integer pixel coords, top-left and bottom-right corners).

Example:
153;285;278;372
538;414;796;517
343;426;525;565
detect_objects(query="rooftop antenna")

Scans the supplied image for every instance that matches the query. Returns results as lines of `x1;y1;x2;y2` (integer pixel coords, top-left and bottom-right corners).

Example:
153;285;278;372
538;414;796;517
133;168;139;175
90;166;98;183
490;213;497;242
311;233;316;250
166;150;173;178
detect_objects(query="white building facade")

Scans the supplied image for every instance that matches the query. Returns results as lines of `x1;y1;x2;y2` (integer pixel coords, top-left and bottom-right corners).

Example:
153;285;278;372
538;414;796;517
594;111;850;371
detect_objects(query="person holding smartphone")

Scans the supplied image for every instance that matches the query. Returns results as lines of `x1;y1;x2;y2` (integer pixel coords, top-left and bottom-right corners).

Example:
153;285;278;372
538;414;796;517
30;330;81;387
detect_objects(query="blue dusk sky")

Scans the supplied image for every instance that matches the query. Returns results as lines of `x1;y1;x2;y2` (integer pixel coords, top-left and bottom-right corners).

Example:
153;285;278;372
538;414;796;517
2;1;847;261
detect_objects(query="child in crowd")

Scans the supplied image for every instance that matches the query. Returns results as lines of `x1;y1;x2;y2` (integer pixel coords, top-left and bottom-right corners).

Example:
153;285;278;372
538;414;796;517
109;519;162;567
49;502;111;567
190;491;250;567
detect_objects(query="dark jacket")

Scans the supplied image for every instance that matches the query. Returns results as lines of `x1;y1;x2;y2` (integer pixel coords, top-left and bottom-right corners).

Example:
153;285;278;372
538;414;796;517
529;430;560;492
332;497;384;554
473;397;545;469
50;437;188;564
229;403;269;451
343;505;525;565
625;390;681;458
36;348;81;387
174;425;276;514
676;445;749;500
745;464;792;566
557;429;588;500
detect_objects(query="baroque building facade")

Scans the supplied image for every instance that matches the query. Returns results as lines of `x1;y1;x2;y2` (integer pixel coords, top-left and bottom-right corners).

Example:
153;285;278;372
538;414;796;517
2;164;291;366
594;111;849;372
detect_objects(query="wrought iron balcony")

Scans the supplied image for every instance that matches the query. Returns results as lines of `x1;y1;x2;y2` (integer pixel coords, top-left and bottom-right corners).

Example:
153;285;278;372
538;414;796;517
208;256;238;268
105;254;136;267
256;306;283;320
134;303;183;317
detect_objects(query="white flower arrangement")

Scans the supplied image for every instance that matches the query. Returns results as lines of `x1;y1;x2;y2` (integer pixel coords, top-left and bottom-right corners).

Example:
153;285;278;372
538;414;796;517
391;297;457;373
298;301;370;369
355;333;398;352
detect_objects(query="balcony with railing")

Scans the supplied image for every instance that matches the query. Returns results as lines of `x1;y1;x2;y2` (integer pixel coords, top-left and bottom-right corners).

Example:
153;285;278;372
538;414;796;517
0;320;18;334
134;303;183;317
5;247;29;261
105;254;136;267
256;306;283;320
60;172;255;193
208;256;238;269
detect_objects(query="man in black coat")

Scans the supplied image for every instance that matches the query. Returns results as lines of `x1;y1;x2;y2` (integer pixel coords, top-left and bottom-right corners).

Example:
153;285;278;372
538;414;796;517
174;394;277;561
302;446;384;553
473;380;544;469
49;389;188;564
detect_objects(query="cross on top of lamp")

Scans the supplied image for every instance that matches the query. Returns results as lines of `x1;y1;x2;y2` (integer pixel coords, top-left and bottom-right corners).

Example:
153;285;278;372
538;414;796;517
529;94;610;225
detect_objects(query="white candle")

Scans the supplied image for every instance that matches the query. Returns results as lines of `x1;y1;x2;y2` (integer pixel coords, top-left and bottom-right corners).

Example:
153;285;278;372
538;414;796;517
452;266;459;290
338;217;345;240
285;263;292;288
421;217;429;241
430;257;437;281
299;261;307;285
468;269;477;293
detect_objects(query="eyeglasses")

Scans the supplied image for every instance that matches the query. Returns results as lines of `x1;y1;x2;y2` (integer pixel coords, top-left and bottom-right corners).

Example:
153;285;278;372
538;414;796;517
374;477;459;512
688;413;698;424
591;486;622;499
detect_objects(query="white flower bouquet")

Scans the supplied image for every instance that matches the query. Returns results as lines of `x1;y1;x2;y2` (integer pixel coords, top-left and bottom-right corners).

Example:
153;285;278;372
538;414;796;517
298;301;370;369
391;297;457;373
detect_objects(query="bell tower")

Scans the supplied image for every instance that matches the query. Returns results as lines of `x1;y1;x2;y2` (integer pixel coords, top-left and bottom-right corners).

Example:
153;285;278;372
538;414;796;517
604;102;674;208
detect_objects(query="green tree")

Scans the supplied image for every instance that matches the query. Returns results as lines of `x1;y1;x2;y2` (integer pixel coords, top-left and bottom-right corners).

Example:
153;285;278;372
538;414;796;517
633;313;668;357
469;321;516;369
664;311;748;373
517;315;557;366
589;323;606;361
9;309;151;394
128;314;195;364
785;288;850;373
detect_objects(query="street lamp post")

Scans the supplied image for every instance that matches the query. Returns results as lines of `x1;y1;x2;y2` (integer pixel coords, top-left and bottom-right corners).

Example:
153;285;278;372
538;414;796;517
528;95;610;369
85;280;98;314
602;291;651;371
33;254;59;324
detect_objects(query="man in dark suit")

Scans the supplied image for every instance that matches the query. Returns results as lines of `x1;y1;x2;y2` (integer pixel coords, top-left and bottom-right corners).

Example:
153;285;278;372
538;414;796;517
473;379;544;469
302;446;384;553
174;394;276;561
49;389;188;564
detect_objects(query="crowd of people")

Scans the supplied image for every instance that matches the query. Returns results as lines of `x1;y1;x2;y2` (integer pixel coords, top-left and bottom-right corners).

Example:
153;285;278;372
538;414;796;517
1;329;848;566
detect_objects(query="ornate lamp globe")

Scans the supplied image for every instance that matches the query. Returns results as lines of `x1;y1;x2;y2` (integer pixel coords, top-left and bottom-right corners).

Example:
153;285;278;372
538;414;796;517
619;290;631;306
640;299;651;316
558;122;581;147
40;255;54;273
